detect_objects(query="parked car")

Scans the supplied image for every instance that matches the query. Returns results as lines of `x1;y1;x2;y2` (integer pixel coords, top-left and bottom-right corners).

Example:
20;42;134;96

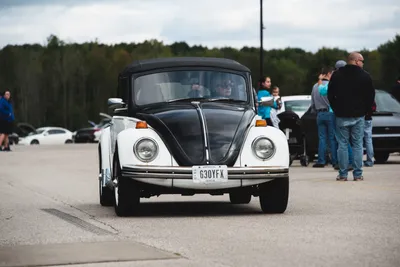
98;57;290;216
73;113;112;143
8;132;19;145
8;122;37;145
277;95;312;118
300;89;400;163
19;127;73;145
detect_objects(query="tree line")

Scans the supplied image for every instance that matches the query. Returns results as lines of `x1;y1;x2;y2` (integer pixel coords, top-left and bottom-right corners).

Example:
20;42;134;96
0;34;399;131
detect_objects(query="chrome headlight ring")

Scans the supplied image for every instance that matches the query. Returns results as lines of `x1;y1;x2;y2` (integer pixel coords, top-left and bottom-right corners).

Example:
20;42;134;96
133;137;159;162
251;136;276;160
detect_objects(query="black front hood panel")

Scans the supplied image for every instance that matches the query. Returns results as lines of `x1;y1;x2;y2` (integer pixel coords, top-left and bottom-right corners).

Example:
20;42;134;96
136;102;255;166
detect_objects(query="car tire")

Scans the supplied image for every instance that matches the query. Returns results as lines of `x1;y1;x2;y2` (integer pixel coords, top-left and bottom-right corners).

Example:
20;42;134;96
300;155;309;166
229;192;251;204
113;152;140;217
98;147;114;207
30;140;39;145
259;178;289;214
65;139;73;144
99;179;114;206
374;152;389;164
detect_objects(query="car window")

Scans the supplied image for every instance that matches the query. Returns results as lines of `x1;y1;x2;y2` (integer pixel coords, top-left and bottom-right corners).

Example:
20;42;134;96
48;129;66;135
29;129;45;136
375;91;400;113
132;70;248;106
284;100;311;113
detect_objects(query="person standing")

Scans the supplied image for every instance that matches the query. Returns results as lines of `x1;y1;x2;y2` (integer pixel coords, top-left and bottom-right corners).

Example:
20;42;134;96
257;76;278;126
318;60;354;170
390;76;400;102
328;52;375;181
363;100;376;167
0;90;15;151
310;67;337;168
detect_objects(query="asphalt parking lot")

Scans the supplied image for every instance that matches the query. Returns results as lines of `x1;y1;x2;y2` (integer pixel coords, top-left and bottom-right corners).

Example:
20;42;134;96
0;144;399;267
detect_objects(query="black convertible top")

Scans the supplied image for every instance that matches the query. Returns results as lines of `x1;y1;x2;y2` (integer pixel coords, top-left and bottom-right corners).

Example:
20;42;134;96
119;57;251;75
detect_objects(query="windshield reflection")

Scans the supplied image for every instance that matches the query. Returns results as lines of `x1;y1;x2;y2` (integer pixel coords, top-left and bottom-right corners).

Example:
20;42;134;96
375;91;400;113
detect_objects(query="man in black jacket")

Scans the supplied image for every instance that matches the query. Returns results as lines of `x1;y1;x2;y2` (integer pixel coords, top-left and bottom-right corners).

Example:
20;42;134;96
328;52;375;181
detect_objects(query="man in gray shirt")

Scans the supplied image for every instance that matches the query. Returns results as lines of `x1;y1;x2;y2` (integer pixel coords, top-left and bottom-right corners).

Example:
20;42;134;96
310;67;337;168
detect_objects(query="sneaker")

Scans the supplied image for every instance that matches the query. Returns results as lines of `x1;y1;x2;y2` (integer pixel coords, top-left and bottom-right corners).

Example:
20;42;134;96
336;176;347;181
313;163;325;168
354;176;364;181
3;146;11;152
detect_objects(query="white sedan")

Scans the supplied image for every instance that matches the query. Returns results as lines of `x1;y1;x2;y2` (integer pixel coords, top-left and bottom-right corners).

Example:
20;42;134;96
19;127;74;145
277;95;311;118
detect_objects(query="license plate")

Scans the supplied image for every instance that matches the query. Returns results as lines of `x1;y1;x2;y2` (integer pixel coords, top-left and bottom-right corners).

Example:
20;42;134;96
192;165;228;184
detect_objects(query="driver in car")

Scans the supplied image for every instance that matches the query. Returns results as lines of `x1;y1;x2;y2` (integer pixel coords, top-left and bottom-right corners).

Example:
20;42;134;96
214;81;233;98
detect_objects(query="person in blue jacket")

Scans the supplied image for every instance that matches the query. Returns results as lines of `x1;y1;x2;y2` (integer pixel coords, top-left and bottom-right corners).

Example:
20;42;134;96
317;61;353;170
0;90;15;151
257;76;278;126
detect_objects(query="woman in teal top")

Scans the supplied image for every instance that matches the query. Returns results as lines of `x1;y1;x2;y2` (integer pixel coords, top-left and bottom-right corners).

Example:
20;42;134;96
257;76;278;126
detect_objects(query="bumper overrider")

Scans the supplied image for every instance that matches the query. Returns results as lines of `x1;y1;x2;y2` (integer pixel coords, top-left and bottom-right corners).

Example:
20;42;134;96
121;165;289;180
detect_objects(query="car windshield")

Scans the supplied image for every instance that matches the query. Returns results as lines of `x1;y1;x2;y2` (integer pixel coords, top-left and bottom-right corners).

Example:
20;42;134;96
284;99;311;113
132;70;248;106
375;91;400;113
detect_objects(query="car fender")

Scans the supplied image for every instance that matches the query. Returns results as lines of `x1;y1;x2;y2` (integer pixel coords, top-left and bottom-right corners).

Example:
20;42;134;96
237;117;289;167
116;128;173;168
99;126;112;186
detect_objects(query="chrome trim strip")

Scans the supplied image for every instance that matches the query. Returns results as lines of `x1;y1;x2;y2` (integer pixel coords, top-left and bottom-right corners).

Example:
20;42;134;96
192;101;210;164
121;165;289;180
372;134;400;138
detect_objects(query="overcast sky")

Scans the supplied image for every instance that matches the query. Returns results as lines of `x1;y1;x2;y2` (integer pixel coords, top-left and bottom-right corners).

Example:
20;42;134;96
0;0;399;52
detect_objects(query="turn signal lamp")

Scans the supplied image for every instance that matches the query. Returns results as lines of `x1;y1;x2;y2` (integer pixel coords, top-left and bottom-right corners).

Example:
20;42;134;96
136;121;148;129
255;119;267;127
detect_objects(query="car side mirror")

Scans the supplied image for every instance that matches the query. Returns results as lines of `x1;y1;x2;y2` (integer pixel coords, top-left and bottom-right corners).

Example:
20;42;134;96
108;98;125;108
43;132;48;136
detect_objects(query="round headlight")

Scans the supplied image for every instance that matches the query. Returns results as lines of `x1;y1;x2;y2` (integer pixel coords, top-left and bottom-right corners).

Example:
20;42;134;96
251;137;275;160
134;138;159;162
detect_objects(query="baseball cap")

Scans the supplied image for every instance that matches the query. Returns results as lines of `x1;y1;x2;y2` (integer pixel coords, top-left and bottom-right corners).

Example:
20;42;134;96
335;60;347;69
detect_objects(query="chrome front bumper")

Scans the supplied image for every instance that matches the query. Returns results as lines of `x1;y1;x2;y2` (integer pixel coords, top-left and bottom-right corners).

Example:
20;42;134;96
121;165;289;179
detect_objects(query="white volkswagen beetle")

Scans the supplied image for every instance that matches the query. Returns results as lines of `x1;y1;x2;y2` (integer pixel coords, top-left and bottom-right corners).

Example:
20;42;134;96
98;57;290;217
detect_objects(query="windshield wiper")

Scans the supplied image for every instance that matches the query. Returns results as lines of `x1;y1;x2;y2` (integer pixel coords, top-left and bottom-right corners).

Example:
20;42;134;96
208;98;246;103
167;97;206;103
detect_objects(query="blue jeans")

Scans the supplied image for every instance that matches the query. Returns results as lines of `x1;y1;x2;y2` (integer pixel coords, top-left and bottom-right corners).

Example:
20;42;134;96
364;120;374;166
316;111;337;165
335;117;365;178
348;144;353;165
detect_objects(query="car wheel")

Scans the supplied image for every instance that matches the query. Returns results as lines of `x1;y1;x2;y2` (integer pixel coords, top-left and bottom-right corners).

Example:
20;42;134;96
259;178;289;214
30;140;39;145
374;152;389;164
98;147;114;207
300;155;309;166
99;179;114;206
65;139;73;144
113;152;140;217
229;192;251;204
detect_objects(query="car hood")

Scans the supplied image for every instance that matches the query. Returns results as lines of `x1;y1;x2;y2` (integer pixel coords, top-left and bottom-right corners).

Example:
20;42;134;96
136;102;255;166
